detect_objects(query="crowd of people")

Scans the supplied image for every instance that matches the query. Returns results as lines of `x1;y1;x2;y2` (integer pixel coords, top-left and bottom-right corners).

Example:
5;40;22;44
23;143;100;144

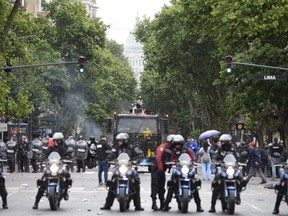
0;132;287;214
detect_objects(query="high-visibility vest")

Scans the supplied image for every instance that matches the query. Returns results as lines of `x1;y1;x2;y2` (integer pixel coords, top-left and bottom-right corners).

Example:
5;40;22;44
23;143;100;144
48;138;54;147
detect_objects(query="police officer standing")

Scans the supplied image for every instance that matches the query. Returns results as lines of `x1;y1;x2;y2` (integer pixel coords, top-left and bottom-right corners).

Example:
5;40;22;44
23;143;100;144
150;134;174;211
162;134;204;212
16;135;30;172
30;137;43;173
0;140;7;170
270;138;283;180
100;133;144;211
96;135;111;186
0;168;8;209
75;136;88;173
6;138;17;173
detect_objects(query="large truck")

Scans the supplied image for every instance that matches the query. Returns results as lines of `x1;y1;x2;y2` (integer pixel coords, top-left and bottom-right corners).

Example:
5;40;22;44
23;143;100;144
107;104;173;171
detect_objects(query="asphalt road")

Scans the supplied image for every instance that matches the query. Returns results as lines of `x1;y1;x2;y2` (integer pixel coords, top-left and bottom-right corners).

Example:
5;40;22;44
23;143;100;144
1;166;286;216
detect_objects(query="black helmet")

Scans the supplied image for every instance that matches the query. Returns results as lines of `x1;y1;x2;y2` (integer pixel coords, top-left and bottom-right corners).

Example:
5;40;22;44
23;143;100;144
90;136;95;142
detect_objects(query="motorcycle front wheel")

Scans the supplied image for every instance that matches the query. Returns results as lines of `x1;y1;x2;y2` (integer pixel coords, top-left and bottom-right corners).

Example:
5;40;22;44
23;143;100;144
119;187;127;212
227;190;235;214
48;186;59;211
180;188;190;213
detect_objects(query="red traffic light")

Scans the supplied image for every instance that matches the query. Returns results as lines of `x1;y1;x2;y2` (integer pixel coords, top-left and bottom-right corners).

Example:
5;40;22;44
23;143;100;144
225;55;233;64
78;56;86;64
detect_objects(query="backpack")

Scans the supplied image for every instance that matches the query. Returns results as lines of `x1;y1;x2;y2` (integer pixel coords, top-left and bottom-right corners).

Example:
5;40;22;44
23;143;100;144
203;151;210;163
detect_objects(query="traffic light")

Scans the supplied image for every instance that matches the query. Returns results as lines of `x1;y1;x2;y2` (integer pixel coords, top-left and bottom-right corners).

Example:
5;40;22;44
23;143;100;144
225;55;233;73
78;56;86;73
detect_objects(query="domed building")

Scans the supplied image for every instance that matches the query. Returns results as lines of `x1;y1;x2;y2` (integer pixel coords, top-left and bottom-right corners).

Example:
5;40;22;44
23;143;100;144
124;16;144;84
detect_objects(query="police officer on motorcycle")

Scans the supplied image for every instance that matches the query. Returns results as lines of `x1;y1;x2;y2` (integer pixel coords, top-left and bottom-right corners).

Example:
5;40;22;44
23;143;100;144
75;135;88;173
150;134;174;211
30;137;43;173
100;132;145;211
6;137;17;173
161;134;204;212
32;132;72;209
208;134;246;213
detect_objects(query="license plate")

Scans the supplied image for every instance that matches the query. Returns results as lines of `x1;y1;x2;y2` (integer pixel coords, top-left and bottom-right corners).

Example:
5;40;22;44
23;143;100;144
78;149;85;152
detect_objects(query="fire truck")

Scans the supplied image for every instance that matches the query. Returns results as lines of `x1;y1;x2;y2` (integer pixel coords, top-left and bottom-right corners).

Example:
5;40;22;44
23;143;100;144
107;103;172;171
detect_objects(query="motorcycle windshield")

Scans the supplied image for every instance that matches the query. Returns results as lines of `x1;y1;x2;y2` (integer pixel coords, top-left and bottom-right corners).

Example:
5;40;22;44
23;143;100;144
48;152;61;163
223;154;237;167
117;153;130;166
178;153;191;166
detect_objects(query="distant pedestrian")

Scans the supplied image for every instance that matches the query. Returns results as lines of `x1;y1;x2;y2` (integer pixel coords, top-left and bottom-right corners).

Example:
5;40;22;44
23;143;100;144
270;138;283;180
198;140;212;180
245;142;267;184
96;135;111;186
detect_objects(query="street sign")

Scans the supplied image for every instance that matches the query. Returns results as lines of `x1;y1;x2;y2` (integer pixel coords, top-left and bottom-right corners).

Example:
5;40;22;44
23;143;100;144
254;74;287;81
0;123;8;132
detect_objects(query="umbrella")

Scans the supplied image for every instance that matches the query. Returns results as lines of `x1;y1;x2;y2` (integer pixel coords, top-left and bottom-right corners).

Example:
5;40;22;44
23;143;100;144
199;130;221;140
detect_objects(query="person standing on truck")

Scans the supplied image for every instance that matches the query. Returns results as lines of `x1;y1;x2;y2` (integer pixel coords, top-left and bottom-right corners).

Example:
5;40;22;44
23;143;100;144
150;134;175;211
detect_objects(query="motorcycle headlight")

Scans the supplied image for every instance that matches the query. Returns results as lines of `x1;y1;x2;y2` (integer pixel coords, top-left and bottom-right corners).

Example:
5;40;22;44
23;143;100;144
50;163;59;176
119;165;128;176
227;166;235;179
181;165;189;176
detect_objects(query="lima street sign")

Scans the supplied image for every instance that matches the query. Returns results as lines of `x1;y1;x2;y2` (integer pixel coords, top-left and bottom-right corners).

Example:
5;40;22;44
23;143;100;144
254;74;287;81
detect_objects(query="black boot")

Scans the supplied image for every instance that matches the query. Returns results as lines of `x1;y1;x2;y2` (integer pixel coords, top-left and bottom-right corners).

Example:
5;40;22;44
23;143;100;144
209;202;216;213
100;204;111;210
32;198;40;209
197;204;204;212
2;196;8;209
161;201;170;212
151;199;160;211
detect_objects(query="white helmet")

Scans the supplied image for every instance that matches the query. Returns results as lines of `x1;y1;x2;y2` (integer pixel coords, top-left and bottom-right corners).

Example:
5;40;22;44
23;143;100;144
116;133;129;144
173;134;184;145
53;132;64;140
166;134;175;143
219;134;232;142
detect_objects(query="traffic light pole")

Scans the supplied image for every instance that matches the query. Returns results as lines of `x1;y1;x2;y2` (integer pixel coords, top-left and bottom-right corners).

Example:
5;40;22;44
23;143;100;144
233;62;288;71
0;61;78;71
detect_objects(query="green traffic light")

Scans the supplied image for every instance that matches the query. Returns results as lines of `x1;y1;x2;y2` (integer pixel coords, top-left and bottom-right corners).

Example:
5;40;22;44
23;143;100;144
227;68;232;73
79;68;85;73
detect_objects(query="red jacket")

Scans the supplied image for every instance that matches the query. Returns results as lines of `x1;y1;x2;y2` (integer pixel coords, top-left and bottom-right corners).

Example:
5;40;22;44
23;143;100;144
155;143;195;171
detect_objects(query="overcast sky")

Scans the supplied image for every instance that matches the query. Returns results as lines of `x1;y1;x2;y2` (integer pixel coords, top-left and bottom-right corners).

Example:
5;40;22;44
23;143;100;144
97;0;171;45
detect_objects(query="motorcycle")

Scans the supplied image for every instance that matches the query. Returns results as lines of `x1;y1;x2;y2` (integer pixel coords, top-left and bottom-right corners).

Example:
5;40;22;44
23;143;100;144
275;159;288;206
216;153;246;214
167;153;201;213
85;143;97;169
108;152;138;212
40;152;71;210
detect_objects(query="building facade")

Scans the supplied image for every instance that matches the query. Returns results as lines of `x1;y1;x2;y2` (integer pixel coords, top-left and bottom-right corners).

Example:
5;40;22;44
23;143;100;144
124;16;144;84
8;0;98;18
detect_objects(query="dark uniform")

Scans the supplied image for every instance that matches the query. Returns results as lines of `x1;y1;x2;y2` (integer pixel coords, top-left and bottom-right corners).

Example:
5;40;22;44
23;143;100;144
33;133;72;209
16;136;30;172
96;136;111;185
0;169;8;209
161;136;203;212
30;138;43;173
272;161;288;214
101;133;144;211
0;141;7;170
75;138;88;172
209;135;246;213
6;139;17;173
